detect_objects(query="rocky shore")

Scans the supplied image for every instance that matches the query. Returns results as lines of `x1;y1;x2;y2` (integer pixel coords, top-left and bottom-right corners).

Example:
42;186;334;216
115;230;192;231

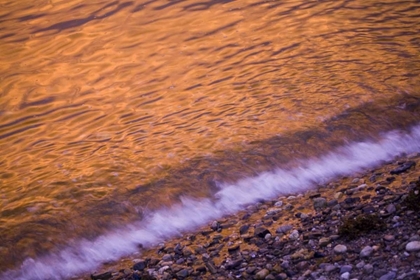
87;153;420;280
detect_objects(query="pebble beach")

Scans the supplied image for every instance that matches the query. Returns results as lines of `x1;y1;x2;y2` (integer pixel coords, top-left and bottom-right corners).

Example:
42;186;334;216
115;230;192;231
86;153;420;280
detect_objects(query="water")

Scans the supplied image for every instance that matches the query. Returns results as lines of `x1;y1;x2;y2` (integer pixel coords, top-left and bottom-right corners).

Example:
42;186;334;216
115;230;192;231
0;0;419;278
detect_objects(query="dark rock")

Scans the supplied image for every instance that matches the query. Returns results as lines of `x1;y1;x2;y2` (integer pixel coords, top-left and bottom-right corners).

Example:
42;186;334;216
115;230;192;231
133;259;147;271
205;261;217;274
390;161;415;175
91;271;112;280
240;224;250;234
314;251;326;258
225;258;242;269
255;227;271;238
228;244;240;253
313;197;328;210
195;266;207;273
344;197;361;204
176;269;189;278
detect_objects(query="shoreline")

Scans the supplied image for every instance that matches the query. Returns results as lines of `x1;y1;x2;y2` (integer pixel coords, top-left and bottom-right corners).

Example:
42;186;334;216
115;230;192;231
86;153;420;280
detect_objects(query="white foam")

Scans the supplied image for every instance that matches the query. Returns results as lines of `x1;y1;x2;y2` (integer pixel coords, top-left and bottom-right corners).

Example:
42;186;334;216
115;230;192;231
3;125;420;280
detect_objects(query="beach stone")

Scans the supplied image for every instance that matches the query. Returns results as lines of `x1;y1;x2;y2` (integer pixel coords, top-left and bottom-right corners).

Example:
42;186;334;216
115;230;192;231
182;247;193;257
390;161;415;174
284;203;293;210
319;237;330;247
266;208;281;215
158;266;170;275
274;201;283;207
334;192;344;199
341;272;350;280
204;262;217;274
363;264;374;274
340;265;353;274
276;273;288;280
210;221;219;231
405;241;420;252
176;269;189;278
91;271;112;280
133;259;147;271
255;227;271;238
325;264;338;272
289;230;300;240
334;244;347;254
300;213;309;219
162;254;172;261
379;271;396;280
384;235;395;241
313;197;327;210
386;204;396;214
240;224;250;234
255;268;270;279
360;246;373;258
276;224;293;234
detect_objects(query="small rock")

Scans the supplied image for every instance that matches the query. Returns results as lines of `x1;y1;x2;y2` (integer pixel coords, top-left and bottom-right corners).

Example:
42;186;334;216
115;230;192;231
276;224;293;234
390;161;415;174
266;208;281;215
91;272;112;280
386;204;396;214
341;272;350;280
384;235;395;241
255;227;271;238
319;237;330;247
334;192;344;199
284;203;293;210
133;259;147;271
240;224;250;235
228;244;240;253
274;201;283;207
289;230;300;240
158;266;170;275
363;264;374;274
205;262;217;274
360;246;373;258
325;264;338;272
340;265;353;274
210;221;219;231
255;268;270;280
313;197;327;210
334;244;347;254
379;271;397;280
162;254;172;262
176;269;189;278
406;241;420;252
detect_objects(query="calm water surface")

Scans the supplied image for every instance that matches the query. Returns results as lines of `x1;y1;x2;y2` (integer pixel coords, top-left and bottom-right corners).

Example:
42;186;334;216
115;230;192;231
0;0;420;275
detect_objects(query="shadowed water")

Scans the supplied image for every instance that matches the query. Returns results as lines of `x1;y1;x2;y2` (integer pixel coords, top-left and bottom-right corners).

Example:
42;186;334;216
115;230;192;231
0;0;420;276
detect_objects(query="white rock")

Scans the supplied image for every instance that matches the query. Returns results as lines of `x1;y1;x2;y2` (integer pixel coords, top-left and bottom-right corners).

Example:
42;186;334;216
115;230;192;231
406;241;420;252
334;244;347;254
340;272;350;280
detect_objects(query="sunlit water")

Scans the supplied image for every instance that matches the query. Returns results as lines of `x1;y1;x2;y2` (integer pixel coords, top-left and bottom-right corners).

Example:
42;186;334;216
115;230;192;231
0;0;420;278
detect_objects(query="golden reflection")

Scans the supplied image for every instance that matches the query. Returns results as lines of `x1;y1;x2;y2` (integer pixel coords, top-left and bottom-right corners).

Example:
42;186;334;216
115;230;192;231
0;0;420;271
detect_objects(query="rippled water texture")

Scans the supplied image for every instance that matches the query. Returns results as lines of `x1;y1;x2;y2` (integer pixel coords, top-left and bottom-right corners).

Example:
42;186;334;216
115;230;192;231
0;0;420;273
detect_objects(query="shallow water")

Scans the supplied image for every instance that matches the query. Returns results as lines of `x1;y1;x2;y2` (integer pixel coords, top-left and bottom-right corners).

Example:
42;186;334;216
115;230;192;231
0;0;420;278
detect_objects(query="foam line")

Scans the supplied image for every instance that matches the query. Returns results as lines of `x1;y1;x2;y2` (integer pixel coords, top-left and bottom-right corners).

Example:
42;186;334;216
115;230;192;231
3;125;420;280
